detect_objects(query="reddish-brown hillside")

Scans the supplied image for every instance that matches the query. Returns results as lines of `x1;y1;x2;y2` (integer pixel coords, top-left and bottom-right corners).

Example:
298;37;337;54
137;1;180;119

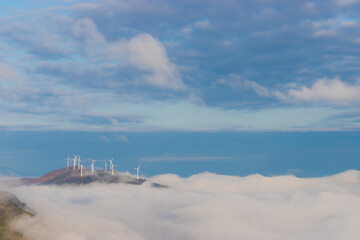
21;167;73;185
20;167;150;186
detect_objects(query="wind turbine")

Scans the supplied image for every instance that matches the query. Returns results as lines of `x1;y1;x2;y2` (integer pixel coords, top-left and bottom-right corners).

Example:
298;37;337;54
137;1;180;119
72;155;77;170
81;165;83;177
65;154;70;167
108;159;113;168
91;159;96;175
104;160;108;170
134;165;141;180
78;155;81;169
108;159;114;176
111;164;116;176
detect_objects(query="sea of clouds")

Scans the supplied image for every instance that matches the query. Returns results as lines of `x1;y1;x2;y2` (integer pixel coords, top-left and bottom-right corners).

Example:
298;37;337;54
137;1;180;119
3;171;360;240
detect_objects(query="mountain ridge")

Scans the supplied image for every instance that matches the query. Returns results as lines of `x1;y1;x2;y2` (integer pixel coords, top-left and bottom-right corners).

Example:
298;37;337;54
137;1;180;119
20;167;168;188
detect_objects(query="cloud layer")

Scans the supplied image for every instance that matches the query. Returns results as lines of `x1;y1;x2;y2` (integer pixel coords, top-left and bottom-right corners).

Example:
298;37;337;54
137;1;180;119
1;0;360;130
5;170;360;240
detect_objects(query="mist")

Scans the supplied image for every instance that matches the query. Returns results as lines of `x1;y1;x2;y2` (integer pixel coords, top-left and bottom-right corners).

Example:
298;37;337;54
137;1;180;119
4;171;360;240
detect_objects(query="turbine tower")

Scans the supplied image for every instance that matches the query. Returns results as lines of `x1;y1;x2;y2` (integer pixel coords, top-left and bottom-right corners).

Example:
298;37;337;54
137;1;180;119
134;165;141;180
81;165;83;177
77;155;81;169
72;155;77;170
108;159;114;176
104;160;108;170
111;164;116;176
65;154;70;167
91;159;96;175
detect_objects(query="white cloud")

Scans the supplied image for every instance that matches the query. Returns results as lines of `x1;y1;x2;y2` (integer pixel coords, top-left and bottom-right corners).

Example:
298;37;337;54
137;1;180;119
72;18;106;46
125;34;185;90
108;34;185;90
314;29;336;37
181;20;210;35
116;135;129;142
242;79;270;96
6;170;360;240
277;77;360;105
219;75;360;106
181;27;192;33
71;18;184;91
310;16;358;38
194;20;210;29
188;92;206;106
98;135;110;142
336;0;360;6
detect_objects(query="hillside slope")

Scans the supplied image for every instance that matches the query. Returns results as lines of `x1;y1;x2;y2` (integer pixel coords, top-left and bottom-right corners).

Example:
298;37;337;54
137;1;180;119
21;167;146;185
0;191;33;240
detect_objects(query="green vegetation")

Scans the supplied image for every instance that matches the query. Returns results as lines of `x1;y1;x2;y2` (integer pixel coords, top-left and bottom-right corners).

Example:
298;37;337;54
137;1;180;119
0;191;33;240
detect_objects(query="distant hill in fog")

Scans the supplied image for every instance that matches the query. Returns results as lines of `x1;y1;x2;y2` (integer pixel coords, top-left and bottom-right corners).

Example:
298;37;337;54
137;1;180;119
0;167;24;177
21;167;167;188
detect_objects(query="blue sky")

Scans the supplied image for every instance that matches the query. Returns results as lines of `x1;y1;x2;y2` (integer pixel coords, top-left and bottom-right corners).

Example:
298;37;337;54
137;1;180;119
1;131;360;177
0;0;360;176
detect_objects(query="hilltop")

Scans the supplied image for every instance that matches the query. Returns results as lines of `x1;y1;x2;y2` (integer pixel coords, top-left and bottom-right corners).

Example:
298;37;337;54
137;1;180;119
21;167;145;185
21;167;167;188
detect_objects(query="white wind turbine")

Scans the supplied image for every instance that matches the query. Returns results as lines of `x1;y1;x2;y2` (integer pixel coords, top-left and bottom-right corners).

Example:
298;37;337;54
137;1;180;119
78;155;81;169
108;159;114;176
72;155;77;170
134;165;141;180
104;160;108;170
81;165;83;177
91;159;96;175
111;164;116;176
65;154;70;167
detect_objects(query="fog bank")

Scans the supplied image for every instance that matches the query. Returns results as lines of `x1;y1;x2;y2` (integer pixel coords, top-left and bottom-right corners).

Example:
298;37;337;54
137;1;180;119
5;170;360;240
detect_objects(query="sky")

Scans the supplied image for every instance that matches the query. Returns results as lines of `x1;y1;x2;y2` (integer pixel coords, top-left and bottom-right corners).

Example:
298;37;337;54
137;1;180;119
0;0;360;177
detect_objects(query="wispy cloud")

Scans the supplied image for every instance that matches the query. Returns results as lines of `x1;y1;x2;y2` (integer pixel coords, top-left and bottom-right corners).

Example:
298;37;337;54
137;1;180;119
141;156;237;162
72;18;106;46
117;135;129;142
98;135;110;142
214;74;270;96
0;61;20;82
218;75;360;106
